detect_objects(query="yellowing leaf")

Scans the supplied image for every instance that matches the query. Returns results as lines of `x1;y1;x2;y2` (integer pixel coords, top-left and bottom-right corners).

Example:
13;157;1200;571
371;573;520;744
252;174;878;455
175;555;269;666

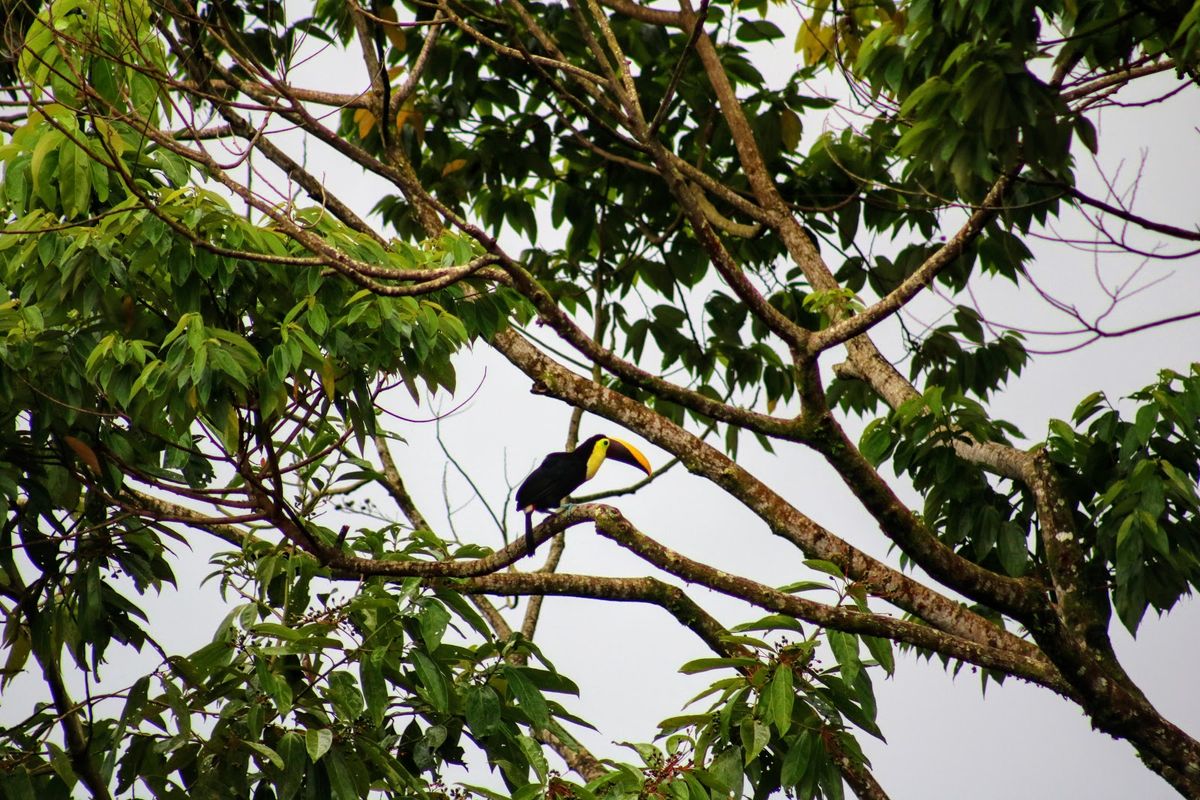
320;356;337;401
220;405;240;453
353;108;376;139
394;105;413;130
780;109;802;152
395;105;425;146
63;435;101;474
796;21;836;65
378;5;407;50
441;158;468;177
122;295;136;332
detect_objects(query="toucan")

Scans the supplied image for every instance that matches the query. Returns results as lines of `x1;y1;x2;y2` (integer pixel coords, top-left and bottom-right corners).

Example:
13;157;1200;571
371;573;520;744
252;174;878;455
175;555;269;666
515;434;652;555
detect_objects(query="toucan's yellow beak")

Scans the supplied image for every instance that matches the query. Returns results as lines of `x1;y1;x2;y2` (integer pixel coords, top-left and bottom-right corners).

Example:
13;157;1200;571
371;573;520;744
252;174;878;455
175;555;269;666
605;437;652;475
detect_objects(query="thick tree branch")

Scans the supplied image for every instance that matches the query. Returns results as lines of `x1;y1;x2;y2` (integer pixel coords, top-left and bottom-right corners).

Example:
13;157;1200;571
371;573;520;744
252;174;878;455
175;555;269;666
174;80;375;110
597;0;682;26
581;505;1066;692
799;373;1046;617
1062;59;1179;104
491;328;1048;661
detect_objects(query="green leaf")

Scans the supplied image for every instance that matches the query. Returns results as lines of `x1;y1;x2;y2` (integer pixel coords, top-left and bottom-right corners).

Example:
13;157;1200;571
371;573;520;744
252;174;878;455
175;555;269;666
780;731;813;787
740;719;770;764
277;732;307;800
996;523;1029;576
251;622;305;641
803;559;844;579
517;734;549;782
679;657;760;674
503;665;550;729
1074;115;1098;154
58;140;91;217
1072;391;1107;424
657;714;712;734
733;614;806;634
412;651;450;713
859;418;895;466
306;728;333;762
419;601;451;651
360;652;388;727
703;746;744;796
737;19;785;42
1132;403;1158;446
777;580;836;594
767;666;795;734
827;630;861;686
1;628;32;690
0;765;35;800
433;588;495;641
324;749;359;800
30;127;64;207
465;684;502;736
817;673;884;740
861;635;894;675
244;741;285;770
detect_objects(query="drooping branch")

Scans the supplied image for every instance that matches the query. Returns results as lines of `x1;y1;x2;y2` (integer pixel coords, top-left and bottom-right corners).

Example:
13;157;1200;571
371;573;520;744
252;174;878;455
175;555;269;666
91;99;504;294
495;258;803;437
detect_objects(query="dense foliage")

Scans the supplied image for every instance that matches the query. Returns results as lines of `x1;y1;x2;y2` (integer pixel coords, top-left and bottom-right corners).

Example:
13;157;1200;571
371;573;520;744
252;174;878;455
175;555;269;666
1;0;1198;798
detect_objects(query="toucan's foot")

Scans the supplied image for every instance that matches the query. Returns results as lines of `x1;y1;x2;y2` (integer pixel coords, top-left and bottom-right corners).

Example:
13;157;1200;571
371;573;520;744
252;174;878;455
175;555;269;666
554;502;578;512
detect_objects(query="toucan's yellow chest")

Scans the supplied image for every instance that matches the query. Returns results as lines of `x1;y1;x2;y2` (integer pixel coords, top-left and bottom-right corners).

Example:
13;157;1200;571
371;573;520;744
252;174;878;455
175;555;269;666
585;440;609;480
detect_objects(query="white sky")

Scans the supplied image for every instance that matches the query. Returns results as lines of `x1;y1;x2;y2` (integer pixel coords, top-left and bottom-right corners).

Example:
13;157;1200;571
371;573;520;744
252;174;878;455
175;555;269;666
3;4;1199;799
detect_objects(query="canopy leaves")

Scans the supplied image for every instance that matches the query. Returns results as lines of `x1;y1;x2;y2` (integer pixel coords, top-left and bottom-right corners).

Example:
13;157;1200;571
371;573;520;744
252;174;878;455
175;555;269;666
1;0;1199;798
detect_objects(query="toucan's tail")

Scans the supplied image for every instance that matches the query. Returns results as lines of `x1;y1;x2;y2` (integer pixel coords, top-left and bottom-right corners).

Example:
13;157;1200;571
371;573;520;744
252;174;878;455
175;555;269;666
524;511;534;556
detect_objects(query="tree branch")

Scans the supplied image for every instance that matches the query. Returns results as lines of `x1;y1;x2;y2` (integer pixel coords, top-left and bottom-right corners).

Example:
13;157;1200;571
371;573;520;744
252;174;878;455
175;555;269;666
1066;184;1200;242
490;329;1049;660
34;635;113;800
373;433;433;533
809;174;1014;354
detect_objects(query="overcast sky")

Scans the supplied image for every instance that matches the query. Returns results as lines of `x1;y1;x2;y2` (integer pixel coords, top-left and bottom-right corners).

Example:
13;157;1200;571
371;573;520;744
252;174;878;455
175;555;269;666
3;4;1198;798
287;25;1200;795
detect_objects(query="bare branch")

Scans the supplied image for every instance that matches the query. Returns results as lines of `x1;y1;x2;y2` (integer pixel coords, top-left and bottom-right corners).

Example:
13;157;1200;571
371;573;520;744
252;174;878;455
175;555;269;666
810;173;1014;354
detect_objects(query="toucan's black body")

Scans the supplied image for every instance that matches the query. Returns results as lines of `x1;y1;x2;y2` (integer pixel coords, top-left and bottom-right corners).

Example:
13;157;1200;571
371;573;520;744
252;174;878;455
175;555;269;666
515;434;651;555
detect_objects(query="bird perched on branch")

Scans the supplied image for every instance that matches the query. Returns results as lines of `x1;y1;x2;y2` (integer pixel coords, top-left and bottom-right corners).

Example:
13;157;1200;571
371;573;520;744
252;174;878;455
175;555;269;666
515;434;652;556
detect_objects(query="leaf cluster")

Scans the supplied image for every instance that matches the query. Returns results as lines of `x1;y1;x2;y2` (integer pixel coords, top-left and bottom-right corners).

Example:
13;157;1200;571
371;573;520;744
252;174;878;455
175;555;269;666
1048;368;1200;633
